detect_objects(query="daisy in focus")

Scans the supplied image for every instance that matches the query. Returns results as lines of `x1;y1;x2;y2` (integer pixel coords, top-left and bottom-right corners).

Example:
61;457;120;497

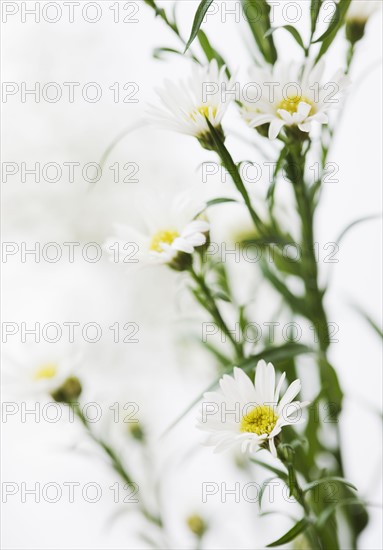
241;61;350;140
149;59;236;148
198;361;309;457
105;193;210;271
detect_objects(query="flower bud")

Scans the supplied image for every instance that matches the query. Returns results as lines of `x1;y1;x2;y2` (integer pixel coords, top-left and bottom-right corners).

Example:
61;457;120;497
168;251;193;272
198;125;225;151
186;514;207;538
346;19;367;44
51;376;82;403
346;0;378;44
129;422;145;442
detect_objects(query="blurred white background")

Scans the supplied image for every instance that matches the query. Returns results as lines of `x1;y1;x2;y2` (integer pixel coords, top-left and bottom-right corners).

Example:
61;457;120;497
1;1;382;549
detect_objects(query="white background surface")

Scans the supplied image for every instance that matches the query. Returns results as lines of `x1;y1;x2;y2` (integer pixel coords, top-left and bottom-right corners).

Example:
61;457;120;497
1;1;382;548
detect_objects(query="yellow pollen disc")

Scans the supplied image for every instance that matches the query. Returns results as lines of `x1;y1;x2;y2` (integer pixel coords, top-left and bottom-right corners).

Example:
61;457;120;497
34;363;57;380
278;95;315;115
240;405;278;436
190;105;217;121
150;229;179;253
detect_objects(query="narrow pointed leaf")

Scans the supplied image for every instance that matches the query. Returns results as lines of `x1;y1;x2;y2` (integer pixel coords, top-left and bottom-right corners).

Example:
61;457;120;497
316;498;364;528
259;477;279;510
315;0;352;62
266;26;305;50
198;29;228;70
351;304;383;340
184;0;214;52
250;458;288;480
310;0;322;36
335;213;381;244
241;0;277;64
303;476;357;493
267;517;311;547
206;197;238;208
153;47;183;60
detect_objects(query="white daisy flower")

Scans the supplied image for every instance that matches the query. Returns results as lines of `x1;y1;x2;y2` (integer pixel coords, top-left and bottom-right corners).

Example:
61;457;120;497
105;193;210;270
197;361;310;457
4;351;82;402
346;0;379;23
149;60;236;146
241;61;350;140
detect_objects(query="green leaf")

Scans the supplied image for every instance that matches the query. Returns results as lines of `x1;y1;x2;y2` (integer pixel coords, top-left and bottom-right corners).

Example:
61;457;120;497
195;197;237;219
260;261;310;317
316;498;364;528
314;0;352;63
250;458;288;480
335;213;381;245
267;517;311;547
272;249;303;278
241;0;277;64
153;47;183;60
240;343;313;370
143;0;168;22
259;477;277;509
266;26;305;50
310;0;322;37
319;358;344;415
303;476;357;494
184;0;215;53
197;29;227;70
351;304;383;340
206;197;238;208
200;340;233;367
267;145;288;204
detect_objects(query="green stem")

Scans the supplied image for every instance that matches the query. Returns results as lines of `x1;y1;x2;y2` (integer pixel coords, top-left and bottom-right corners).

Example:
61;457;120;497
346;42;356;74
189;266;244;361
72;403;164;529
206;124;265;237
278;450;324;550
284;140;366;549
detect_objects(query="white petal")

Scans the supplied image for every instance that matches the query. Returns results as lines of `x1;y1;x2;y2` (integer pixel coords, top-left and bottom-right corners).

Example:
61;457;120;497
269;437;277;457
182;220;209;236
298;122;311;133
185;233;206;247
311;112;329;124
171;238;194;254
268;118;285;139
297;101;312;118
255;360;275;404
274;372;286;403
277;379;302;412
233;367;257;404
277;109;293;123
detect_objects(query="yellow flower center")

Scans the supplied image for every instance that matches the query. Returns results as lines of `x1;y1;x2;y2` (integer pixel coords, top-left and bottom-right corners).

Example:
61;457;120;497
240;405;278;435
34;363;57;380
278;95;315;115
150;229;179;253
190;105;217;121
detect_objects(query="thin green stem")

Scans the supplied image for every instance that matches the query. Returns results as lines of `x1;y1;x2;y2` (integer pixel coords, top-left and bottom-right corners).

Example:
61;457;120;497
72;403;164;529
207;128;265;238
189;265;244;361
279;449;333;550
